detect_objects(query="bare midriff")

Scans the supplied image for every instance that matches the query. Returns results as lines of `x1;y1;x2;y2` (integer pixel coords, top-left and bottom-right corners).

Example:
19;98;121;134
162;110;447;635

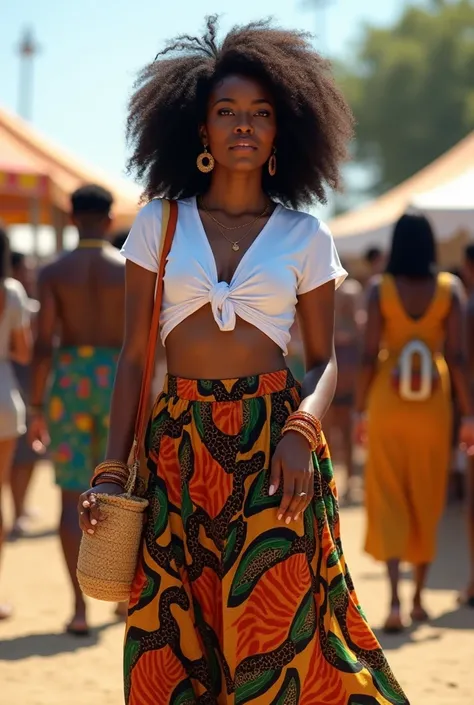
165;304;287;379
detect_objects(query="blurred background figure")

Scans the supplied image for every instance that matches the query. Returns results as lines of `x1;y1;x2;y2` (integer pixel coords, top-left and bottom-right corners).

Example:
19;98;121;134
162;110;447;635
9;250;41;538
324;268;363;501
112;231;128;251
29;185;126;634
0;226;33;619
354;212;474;632
364;246;385;281
460;244;474;607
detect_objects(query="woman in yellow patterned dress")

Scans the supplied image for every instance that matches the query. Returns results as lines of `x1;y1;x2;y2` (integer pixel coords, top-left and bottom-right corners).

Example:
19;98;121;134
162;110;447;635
355;213;474;632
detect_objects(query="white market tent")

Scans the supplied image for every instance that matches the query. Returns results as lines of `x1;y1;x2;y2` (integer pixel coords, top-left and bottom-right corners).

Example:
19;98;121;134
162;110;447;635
330;132;474;264
411;167;474;239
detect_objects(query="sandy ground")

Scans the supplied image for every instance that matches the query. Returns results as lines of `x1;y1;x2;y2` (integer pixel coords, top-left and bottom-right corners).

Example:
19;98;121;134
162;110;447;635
1;462;474;705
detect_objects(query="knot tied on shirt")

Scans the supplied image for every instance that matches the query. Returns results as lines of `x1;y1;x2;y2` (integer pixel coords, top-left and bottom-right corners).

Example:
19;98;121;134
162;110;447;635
209;281;236;331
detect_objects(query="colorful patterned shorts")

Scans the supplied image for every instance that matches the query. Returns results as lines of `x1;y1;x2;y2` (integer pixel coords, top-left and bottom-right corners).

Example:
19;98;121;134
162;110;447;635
48;346;119;492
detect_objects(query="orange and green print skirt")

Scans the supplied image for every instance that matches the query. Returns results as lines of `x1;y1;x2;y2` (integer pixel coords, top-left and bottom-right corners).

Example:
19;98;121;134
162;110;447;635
125;369;408;705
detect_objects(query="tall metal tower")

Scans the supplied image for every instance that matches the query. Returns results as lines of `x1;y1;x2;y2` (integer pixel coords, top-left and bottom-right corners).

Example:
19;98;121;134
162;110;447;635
17;28;39;120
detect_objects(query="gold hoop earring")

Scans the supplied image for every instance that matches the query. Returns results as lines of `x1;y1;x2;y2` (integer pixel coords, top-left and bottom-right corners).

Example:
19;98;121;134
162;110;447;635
196;145;215;173
268;148;277;177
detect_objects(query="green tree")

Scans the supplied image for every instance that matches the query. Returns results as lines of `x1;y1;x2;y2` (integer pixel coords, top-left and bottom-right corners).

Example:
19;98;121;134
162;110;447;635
341;0;474;193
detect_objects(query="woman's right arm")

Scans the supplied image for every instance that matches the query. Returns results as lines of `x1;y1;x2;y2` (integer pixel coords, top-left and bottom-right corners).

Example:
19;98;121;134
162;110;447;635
105;261;157;461
78;261;157;533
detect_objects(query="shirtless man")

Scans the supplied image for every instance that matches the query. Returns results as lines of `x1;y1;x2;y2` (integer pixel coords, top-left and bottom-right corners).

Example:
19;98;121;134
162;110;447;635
30;185;126;634
324;272;364;501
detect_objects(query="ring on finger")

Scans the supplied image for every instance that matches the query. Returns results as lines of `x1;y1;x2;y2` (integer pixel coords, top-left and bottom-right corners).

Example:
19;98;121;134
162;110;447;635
298;491;307;498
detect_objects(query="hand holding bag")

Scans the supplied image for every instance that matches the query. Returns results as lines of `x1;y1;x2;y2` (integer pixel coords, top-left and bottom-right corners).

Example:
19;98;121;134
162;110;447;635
76;200;178;602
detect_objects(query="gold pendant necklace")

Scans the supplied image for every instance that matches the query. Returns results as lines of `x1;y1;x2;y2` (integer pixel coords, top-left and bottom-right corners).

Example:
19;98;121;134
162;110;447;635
200;200;271;251
212;218;257;251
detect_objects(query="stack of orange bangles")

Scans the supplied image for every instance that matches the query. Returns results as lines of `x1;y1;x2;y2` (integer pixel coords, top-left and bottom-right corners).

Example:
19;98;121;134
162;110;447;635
281;410;322;451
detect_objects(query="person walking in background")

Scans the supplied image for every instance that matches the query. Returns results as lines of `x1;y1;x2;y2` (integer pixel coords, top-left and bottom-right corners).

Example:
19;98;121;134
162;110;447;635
29;185;126;635
324;269;363;502
460;244;474;606
364;246;385;281
78;18;408;703
0;228;32;619
9;251;42;538
354;212;474;632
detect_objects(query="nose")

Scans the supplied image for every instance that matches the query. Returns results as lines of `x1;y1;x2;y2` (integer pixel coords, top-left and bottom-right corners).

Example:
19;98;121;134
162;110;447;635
234;115;254;135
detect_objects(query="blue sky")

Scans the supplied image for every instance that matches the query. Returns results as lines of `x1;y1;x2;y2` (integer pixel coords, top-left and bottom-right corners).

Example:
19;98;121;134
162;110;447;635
1;0;417;183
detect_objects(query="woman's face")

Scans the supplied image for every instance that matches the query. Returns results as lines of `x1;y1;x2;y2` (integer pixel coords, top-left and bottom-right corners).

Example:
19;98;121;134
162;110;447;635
202;74;277;173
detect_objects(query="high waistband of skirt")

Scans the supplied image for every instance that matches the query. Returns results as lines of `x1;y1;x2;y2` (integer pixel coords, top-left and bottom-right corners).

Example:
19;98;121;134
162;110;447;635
163;368;298;402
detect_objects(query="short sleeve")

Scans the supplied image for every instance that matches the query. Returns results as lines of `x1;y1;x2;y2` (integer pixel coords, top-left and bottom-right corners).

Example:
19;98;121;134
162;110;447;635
9;282;30;330
297;219;347;295
120;200;162;273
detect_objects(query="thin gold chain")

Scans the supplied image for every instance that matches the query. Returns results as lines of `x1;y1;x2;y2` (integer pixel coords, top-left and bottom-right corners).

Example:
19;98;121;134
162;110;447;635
205;215;258;252
201;199;270;231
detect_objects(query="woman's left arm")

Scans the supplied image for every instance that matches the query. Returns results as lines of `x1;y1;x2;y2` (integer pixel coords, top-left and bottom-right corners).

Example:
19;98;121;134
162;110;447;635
270;280;337;524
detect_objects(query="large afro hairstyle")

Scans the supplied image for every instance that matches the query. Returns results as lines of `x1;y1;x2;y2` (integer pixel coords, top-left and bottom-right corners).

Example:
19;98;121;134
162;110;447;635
126;16;354;209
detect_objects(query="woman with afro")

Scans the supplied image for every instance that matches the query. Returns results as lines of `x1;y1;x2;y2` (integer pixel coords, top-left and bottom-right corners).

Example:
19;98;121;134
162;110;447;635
79;17;408;704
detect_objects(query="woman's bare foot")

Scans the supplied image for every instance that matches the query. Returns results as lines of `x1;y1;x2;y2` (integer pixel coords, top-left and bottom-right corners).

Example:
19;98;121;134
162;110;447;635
0;603;13;620
114;601;128;621
383;604;405;633
65;605;89;636
410;602;430;623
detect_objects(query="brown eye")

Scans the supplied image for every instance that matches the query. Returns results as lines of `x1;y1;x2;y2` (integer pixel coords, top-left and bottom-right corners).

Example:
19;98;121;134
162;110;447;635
218;109;233;116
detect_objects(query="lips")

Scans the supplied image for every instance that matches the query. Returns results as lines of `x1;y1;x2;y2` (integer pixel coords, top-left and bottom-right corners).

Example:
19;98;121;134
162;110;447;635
229;142;257;150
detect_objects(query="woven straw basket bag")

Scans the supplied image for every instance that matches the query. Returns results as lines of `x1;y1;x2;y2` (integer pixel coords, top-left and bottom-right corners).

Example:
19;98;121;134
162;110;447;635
76;200;178;603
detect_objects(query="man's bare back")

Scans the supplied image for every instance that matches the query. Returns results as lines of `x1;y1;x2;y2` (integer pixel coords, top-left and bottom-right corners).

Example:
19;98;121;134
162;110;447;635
41;245;125;348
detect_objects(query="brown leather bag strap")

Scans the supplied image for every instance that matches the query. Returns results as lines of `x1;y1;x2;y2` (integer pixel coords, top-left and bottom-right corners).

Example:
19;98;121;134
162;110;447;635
131;199;178;464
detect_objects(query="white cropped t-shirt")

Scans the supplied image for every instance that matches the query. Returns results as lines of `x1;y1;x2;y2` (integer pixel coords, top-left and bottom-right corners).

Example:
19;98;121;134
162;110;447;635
121;197;347;356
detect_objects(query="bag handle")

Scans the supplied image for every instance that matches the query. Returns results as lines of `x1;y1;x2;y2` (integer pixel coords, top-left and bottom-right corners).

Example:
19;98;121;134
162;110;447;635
125;200;178;494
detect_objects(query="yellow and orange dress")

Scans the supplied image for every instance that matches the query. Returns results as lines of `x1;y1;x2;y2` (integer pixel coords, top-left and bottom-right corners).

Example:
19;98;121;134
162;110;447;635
365;273;453;565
